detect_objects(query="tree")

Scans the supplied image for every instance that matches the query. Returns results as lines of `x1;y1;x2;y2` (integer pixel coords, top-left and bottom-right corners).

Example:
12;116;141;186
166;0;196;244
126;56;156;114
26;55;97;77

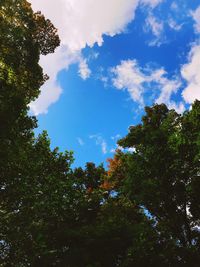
0;1;61;265
0;0;60;140
1;1;200;266
0;0;60;99
0;0;60;192
0;132;75;266
118;101;200;265
0;0;60;184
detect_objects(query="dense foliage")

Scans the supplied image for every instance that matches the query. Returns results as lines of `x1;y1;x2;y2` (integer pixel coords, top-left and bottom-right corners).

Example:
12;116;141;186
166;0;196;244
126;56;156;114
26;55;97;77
0;1;199;266
117;102;200;265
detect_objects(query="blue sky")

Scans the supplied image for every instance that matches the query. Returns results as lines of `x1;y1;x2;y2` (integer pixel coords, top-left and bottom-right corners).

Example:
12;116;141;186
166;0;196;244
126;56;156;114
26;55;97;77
30;0;200;167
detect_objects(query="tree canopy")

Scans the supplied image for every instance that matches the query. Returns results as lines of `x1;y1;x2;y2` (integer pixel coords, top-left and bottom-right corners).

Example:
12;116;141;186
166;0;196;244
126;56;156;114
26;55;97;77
117;101;200;265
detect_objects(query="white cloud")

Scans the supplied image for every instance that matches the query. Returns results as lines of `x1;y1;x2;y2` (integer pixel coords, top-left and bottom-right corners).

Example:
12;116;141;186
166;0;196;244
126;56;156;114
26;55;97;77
111;59;184;112
99;76;109;87
30;0;139;51
181;44;200;103
78;59;91;80
146;14;163;37
29;0;140;114
110;145;135;153
111;44;200;110
29;46;79;115
111;59;146;104
170;2;178;11
29;82;62;116
145;68;184;112
90;134;108;154
168;18;183;31
154;70;181;103
110;145;124;153
140;0;163;8
77;137;84;146
110;148;116;153
144;14;164;46
192;6;200;34
101;141;107;155
127;147;136;153
111;134;121;141
167;102;185;114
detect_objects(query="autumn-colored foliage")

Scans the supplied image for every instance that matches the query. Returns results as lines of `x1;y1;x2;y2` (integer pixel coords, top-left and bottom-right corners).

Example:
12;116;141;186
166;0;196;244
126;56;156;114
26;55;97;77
101;150;126;191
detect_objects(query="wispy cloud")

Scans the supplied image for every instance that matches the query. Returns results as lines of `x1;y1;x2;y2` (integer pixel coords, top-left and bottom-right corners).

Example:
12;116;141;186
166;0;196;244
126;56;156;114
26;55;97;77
90;134;108;154
111;59;185;113
191;5;200;34
170;2;178;11
181;44;200;104
77;137;85;146
111;134;121;141
78;59;91;80
168;18;183;31
140;0;164;9
144;14;165;46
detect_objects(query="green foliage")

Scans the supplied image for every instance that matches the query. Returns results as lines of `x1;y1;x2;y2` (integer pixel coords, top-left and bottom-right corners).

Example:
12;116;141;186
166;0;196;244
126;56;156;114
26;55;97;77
0;0;60;133
118;101;200;265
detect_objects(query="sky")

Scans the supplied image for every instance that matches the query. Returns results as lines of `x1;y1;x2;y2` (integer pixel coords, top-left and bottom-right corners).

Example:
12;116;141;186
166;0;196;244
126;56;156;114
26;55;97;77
29;0;200;168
